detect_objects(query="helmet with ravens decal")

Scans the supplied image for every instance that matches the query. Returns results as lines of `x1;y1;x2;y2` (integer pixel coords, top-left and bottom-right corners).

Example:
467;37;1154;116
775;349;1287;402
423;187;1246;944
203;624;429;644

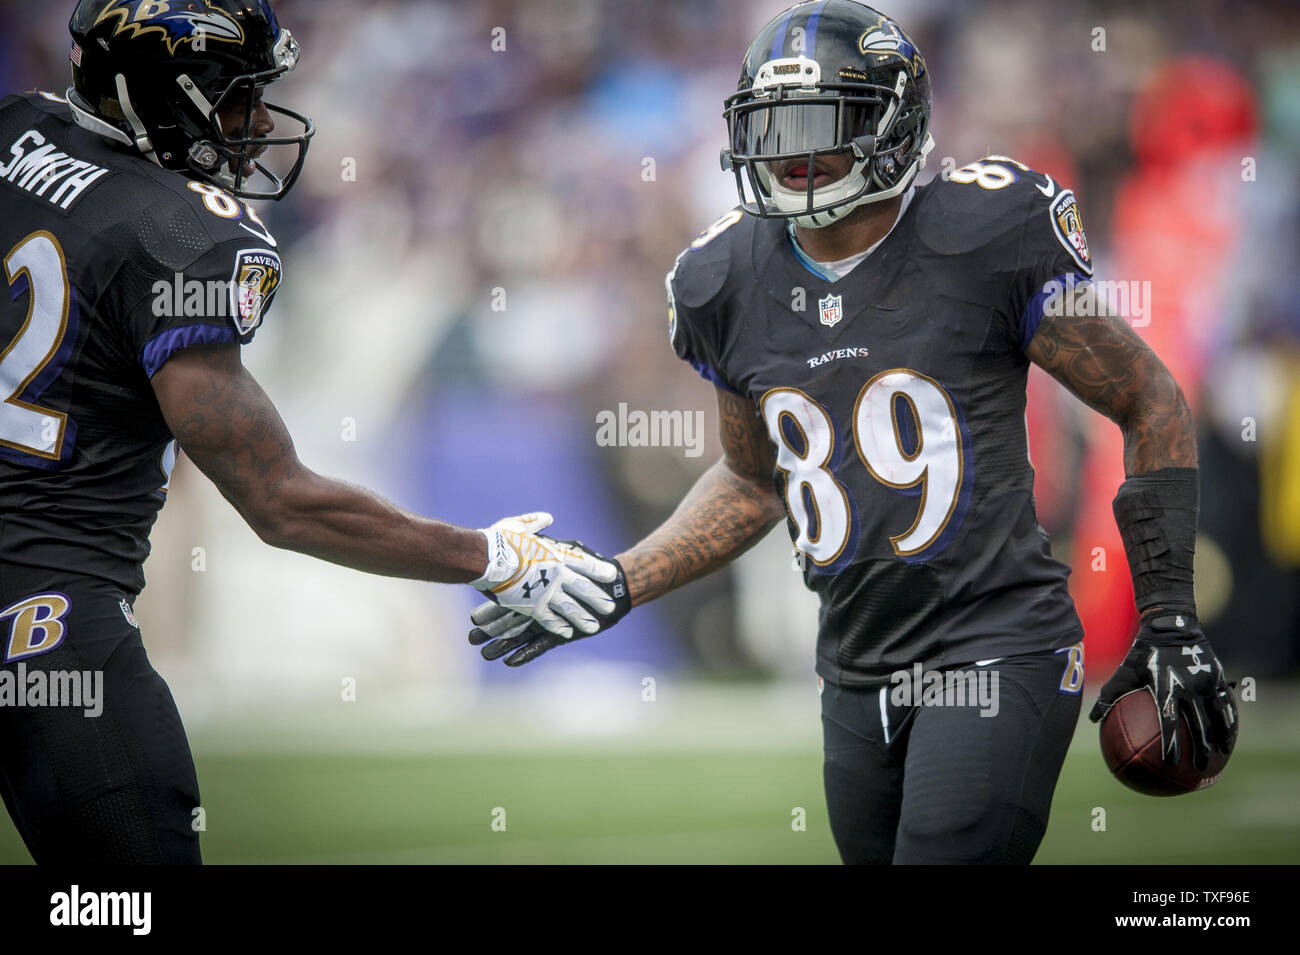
67;0;314;200
721;0;933;228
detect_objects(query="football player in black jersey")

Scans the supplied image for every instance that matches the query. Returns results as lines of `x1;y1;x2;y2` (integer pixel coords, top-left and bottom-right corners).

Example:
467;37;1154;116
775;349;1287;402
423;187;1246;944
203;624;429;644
469;0;1238;864
0;0;622;864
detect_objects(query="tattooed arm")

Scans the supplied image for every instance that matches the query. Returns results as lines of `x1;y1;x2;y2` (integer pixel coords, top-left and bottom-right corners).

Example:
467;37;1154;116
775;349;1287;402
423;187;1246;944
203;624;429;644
1025;285;1196;475
151;344;487;582
618;387;786;606
1026;283;1202;629
1031;291;1237;758
464;386;784;666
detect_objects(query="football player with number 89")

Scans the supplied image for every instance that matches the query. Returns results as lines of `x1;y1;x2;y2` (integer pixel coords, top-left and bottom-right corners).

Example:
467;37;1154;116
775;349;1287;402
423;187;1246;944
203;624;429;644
469;0;1238;863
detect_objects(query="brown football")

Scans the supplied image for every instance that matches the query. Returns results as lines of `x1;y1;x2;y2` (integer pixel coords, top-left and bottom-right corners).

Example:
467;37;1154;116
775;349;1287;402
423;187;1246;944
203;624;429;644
1099;689;1230;796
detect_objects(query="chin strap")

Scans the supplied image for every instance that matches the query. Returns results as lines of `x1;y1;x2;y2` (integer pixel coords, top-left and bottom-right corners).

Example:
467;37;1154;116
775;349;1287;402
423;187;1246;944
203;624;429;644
788;132;934;229
114;73;162;167
65;88;133;148
761;66;934;230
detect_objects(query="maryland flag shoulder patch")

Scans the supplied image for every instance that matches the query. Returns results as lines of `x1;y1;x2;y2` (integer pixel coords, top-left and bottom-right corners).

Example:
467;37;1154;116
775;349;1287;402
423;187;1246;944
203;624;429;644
229;248;282;336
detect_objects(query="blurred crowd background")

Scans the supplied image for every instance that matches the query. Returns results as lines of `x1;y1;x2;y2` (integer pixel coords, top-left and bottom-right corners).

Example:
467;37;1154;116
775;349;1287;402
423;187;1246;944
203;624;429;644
1;0;1298;724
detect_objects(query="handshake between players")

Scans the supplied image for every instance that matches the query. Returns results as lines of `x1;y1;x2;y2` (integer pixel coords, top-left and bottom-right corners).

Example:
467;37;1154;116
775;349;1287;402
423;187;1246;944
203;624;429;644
469;513;630;644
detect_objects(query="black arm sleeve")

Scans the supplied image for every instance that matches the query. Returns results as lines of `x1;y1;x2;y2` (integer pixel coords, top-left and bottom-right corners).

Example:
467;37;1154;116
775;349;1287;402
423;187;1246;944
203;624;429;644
1112;467;1199;615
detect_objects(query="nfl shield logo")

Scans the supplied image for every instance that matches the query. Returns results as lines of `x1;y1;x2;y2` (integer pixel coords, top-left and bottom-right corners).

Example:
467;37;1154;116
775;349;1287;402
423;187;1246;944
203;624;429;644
819;293;843;328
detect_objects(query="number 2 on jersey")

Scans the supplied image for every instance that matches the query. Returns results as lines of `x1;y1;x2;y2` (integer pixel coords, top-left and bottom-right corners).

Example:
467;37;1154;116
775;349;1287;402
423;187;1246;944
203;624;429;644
761;369;966;565
1;231;73;463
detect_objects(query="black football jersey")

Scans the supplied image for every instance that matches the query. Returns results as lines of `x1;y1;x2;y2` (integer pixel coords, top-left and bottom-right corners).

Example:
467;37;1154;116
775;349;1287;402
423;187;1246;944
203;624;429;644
0;92;282;593
668;157;1095;688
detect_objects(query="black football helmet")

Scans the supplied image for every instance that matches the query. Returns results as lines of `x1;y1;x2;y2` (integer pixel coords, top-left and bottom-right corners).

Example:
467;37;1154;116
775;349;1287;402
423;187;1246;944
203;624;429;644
721;0;933;228
67;0;314;200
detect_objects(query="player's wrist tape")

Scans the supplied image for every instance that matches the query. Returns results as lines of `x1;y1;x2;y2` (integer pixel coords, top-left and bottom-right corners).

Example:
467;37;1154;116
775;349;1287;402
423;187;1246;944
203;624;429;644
471;528;518;589
1112;467;1198;615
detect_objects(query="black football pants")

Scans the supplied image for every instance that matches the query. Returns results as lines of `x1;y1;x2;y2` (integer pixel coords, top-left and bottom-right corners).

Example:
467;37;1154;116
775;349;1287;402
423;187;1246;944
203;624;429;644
821;645;1083;864
0;563;201;863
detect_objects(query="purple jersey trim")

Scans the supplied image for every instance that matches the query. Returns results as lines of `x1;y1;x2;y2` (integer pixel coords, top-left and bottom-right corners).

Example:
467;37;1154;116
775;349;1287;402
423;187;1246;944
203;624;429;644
689;357;742;396
140;323;238;378
1019;272;1090;351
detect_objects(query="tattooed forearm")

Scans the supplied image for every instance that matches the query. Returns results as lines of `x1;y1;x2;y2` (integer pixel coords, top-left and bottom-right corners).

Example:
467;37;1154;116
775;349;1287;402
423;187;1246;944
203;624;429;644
718;389;778;481
618;388;785;606
1026;299;1197;474
151;344;487;582
619;460;785;606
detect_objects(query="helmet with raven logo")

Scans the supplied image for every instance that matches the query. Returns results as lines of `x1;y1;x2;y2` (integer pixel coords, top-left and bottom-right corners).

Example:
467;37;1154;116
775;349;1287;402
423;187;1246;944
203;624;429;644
67;0;314;200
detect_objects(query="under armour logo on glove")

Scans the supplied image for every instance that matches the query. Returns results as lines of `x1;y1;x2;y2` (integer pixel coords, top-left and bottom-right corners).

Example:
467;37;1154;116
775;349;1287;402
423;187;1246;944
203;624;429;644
470;513;618;640
1090;613;1237;770
521;571;550;600
469;541;632;667
1182;644;1210;675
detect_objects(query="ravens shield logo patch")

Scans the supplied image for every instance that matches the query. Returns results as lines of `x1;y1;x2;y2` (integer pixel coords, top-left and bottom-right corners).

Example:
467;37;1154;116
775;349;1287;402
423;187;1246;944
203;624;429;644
229;248;282;336
1049;190;1092;274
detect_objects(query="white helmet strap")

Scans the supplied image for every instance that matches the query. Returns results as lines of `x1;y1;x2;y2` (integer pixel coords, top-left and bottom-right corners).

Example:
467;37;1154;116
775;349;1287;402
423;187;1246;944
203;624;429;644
114;73;161;167
66;87;132;147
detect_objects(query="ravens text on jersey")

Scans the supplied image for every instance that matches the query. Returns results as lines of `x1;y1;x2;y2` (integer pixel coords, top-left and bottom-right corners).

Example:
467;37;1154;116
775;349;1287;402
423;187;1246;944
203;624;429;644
658;0;1104;865
464;0;1226;868
667;157;1090;688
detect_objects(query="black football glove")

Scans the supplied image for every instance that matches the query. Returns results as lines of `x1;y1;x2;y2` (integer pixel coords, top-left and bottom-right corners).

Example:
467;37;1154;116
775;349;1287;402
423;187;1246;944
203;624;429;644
1089;613;1237;770
468;541;631;667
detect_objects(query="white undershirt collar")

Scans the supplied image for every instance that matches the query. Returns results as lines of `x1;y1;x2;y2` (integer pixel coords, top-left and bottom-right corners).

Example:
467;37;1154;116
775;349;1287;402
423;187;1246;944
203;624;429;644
790;184;916;280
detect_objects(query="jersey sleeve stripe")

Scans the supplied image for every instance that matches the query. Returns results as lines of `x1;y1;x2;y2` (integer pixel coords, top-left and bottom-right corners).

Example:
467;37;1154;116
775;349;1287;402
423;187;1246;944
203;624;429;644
688;357;743;396
139;323;238;378
1017;270;1090;351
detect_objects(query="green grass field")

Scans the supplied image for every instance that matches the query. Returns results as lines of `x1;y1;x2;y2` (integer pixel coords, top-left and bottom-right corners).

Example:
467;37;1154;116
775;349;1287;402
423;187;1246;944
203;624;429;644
1;683;1296;864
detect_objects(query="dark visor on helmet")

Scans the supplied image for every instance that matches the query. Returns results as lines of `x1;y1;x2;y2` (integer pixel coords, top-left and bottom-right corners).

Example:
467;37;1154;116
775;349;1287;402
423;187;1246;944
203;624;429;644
731;90;886;157
722;80;903;217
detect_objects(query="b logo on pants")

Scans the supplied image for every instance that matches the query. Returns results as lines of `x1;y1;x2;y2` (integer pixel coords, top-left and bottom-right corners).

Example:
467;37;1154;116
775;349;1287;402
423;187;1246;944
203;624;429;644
1;593;70;663
1056;641;1085;695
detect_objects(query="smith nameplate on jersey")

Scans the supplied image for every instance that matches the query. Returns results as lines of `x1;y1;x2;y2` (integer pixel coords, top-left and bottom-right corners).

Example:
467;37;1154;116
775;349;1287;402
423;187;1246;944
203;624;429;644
2;128;109;211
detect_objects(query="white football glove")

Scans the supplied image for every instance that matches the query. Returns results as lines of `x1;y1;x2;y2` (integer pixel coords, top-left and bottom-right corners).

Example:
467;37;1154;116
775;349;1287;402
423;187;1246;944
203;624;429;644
471;513;618;640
